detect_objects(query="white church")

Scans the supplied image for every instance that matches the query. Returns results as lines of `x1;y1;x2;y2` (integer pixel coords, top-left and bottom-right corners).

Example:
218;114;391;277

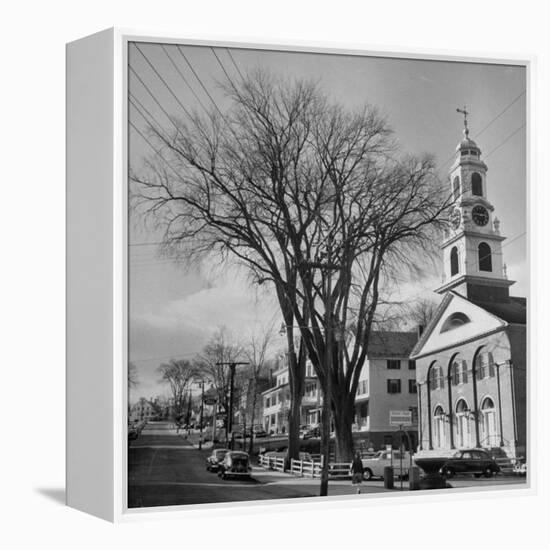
411;111;527;463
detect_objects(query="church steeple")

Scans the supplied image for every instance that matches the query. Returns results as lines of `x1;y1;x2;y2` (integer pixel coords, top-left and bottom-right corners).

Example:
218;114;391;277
435;109;514;302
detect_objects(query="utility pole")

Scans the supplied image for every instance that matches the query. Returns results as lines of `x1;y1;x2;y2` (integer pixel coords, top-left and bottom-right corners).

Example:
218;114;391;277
198;380;205;450
301;236;340;497
216;361;249;450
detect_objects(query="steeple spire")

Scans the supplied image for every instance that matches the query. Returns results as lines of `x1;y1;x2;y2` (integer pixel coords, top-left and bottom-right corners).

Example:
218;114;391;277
456;106;470;138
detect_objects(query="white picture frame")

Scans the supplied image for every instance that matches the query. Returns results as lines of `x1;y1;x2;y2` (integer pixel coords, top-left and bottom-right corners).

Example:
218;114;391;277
66;28;534;522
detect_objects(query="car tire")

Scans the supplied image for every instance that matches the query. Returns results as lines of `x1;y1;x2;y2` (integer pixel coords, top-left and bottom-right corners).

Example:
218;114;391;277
363;469;373;481
483;467;493;478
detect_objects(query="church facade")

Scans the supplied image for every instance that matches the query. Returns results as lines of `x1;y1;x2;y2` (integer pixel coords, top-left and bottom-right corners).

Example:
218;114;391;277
410;115;527;462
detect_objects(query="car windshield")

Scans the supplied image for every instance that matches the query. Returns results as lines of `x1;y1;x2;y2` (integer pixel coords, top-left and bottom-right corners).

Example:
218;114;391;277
373;451;383;458
215;450;227;458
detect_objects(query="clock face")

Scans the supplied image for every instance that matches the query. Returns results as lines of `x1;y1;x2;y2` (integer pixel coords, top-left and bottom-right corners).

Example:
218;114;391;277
451;208;461;229
472;205;489;226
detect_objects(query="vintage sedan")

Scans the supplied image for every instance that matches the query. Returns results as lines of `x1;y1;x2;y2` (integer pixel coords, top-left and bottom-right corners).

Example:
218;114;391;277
205;448;229;472
361;449;414;480
217;451;252;480
439;449;500;478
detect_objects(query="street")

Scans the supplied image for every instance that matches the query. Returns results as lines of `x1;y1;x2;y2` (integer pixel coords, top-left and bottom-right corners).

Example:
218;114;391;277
128;422;526;508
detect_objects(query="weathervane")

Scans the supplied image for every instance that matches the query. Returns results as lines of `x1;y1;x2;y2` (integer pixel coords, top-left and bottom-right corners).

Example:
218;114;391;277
456;105;470;137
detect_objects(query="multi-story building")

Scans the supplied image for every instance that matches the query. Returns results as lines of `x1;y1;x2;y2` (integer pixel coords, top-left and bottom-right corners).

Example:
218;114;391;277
353;331;419;450
262;357;320;434
410;117;526;461
261;332;419;449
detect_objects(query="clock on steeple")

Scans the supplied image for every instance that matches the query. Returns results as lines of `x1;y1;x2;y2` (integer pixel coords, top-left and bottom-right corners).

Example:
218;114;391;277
436;107;514;303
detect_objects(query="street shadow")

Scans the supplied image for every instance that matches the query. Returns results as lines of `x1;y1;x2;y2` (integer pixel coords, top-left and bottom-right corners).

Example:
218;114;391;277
35;487;66;505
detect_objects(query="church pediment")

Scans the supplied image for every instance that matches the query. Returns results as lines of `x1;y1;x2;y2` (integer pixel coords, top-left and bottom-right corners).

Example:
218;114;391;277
410;292;507;359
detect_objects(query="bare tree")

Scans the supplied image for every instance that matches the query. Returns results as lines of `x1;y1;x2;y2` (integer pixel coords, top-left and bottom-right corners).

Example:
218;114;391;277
194;327;244;440
128;361;139;389
241;323;275;453
158;359;197;419
132;69;450;462
408;298;439;329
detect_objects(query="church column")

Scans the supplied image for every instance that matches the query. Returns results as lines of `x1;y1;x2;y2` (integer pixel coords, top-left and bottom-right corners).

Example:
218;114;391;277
472;360;481;447
417;382;423;451
496;362;505;447
447;371;455;449
426;379;433;450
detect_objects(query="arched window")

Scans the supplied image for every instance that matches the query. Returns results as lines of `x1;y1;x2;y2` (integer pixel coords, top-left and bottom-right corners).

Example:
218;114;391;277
478;242;492;272
429;364;445;390
480;397;498;447
450;246;459;276
451;357;468;385
453;176;460;201
471;172;483;196
474;351;495;379
433;406;447;449
455;399;471;447
441;312;471;333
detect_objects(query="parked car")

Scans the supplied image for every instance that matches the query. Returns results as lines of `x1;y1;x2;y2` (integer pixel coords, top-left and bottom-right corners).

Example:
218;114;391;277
218;451;252;480
252;426;268;438
205;448;229;472
301;425;321;439
128;425;139;441
361;449;414;480
439;449;500;478
513;459;527;476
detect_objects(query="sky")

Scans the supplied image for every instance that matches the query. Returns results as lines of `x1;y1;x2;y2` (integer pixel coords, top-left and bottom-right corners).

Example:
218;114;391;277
128;42;527;401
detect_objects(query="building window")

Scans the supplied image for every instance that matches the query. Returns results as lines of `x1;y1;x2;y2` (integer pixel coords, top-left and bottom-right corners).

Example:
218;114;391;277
451;357;468;385
478;242;492;272
450;246;459;276
387;359;401;370
356;379;369;396
453;176;460;200
475;351;496;379
359;401;369;418
387;379;401;394
429;364;445;390
408;380;417;393
408;360;416;370
440;311;471;333
471;172;483;196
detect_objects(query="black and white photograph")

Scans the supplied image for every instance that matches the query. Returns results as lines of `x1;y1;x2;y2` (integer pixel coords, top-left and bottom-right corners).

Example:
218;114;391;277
126;41;528;509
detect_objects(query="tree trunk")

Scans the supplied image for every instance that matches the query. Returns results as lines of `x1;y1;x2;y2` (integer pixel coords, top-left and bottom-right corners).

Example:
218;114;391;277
332;394;355;462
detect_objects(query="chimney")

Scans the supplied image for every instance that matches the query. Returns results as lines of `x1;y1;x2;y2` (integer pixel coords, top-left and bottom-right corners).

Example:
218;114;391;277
417;325;425;339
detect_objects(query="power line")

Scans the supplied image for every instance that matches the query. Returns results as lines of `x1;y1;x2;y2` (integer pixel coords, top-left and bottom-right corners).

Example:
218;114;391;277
133;43;194;120
176;45;226;118
160;44;210;114
474;91;525;139
129;119;182;181
226;48;245;81
129;65;178;131
129;94;169;140
211;47;238;90
484;123;526;160
439;91;526;169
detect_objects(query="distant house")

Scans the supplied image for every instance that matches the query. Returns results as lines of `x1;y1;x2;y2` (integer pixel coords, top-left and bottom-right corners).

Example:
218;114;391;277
261;358;320;434
130;397;156;422
353;331;419;450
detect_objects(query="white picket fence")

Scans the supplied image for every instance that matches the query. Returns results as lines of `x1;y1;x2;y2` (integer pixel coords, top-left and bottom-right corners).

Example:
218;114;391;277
259;454;352;479
258;454;286;472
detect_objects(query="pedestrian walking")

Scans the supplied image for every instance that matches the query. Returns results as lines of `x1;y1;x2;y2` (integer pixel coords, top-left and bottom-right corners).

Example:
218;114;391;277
350;451;364;494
